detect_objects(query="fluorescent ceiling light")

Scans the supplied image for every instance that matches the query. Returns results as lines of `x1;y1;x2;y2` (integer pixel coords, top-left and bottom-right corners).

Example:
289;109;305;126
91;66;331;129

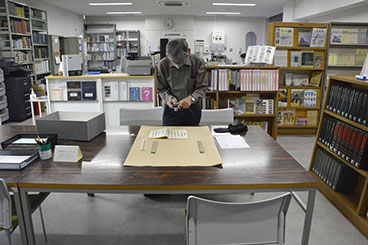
89;2;133;6
212;3;256;7
107;11;142;14
206;12;241;15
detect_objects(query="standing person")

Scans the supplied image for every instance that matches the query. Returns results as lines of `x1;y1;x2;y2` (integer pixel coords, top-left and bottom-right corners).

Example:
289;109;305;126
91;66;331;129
156;39;207;126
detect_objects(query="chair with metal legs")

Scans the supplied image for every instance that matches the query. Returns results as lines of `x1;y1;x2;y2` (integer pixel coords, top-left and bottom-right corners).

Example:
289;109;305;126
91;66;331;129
0;178;47;244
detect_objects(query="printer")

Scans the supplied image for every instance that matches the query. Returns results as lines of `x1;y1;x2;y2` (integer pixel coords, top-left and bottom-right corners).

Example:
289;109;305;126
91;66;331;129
126;56;153;75
62;55;82;76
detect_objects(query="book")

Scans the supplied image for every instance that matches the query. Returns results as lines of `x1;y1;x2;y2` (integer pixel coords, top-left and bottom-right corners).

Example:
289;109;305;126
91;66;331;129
67;91;81;101
103;81;119;101
129;87;140;101
310;72;322;87
331;29;342;44
81;82;97;101
291;89;304;107
119;81;128;100
290;51;302;67
274;50;288;67
283;109;295;125
304;89;317;107
301;52;314;67
149;128;188;139
275;27;294;47
310;28;326;47
298;29;312;47
306;111;317;126
141;87;153;101
228;98;246;114
277;109;283;126
278;89;287;107
314;54;322;68
244;96;256;114
285;73;293;86
245;45;275;64
292;74;309;86
341;29;351;44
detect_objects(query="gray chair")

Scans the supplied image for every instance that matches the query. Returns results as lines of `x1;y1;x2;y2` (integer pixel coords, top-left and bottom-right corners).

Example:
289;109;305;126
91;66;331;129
120;107;163;126
186;193;292;245
200;108;234;126
0;178;47;244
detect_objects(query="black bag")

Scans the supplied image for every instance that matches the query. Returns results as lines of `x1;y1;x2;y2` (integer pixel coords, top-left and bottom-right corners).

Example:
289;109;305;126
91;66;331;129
214;124;248;134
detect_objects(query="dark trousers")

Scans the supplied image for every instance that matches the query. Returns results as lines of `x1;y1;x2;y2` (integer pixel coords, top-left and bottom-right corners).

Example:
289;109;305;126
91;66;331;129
163;103;201;126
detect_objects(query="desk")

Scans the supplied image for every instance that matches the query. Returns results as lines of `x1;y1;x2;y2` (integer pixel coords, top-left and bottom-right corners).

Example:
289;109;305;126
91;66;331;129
0;125;317;245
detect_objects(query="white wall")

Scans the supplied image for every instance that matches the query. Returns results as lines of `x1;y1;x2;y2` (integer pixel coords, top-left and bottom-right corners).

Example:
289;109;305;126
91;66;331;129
86;15;267;63
17;0;84;37
283;0;368;22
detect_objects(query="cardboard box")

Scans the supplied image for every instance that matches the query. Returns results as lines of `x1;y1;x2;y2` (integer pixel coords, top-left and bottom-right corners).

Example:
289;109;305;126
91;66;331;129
36;111;105;141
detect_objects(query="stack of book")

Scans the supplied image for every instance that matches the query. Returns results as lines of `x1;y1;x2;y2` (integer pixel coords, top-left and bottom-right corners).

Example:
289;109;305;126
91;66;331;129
34;47;48;59
312;148;359;193
11;19;28;34
330;28;367;45
206;69;279;92
12;37;31;49
319;117;368;169
326;85;368;126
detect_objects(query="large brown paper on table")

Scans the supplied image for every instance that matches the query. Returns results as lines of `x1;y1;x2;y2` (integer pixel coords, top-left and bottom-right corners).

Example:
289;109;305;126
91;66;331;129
124;126;222;167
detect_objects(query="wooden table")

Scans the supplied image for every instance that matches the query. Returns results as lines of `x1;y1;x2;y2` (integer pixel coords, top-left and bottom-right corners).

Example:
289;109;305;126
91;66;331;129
0;125;317;245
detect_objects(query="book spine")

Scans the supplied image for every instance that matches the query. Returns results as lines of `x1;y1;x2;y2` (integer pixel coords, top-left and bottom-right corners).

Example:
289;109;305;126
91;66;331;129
356;133;367;169
337;87;347;115
357;92;368;124
349;90;360;120
353;91;364;122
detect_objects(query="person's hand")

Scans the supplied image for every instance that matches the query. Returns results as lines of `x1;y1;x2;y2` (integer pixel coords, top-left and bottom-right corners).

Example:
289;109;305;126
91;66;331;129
178;96;192;109
167;97;178;108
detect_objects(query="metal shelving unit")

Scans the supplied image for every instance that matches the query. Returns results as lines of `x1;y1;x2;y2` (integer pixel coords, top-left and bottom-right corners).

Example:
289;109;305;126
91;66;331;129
116;30;140;58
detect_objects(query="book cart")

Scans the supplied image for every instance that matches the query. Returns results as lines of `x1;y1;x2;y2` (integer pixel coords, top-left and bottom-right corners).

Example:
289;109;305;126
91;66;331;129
309;75;368;237
205;65;279;140
267;22;329;135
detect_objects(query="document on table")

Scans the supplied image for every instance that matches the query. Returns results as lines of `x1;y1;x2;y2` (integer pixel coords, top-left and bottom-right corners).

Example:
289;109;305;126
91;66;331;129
214;135;250;149
0;155;31;164
13;138;46;144
149;128;188;139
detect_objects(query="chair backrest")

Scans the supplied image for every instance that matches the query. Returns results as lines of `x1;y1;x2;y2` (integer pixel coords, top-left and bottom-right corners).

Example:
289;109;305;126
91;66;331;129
0;178;11;230
200;108;234;126
186;193;292;245
119;107;163;126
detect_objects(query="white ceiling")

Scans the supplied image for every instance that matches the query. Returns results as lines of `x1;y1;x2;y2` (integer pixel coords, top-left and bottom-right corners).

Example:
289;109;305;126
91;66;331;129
41;0;287;18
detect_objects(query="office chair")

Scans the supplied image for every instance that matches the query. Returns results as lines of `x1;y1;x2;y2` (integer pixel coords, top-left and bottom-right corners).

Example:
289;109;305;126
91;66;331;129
200;108;234;126
0;179;47;245
120;107;163;126
186;193;292;245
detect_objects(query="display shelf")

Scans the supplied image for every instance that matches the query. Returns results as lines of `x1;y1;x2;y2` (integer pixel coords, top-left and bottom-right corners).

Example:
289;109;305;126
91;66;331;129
268;21;329;135
309;75;368;237
11;32;30;36
9;14;28;20
205;65;278;139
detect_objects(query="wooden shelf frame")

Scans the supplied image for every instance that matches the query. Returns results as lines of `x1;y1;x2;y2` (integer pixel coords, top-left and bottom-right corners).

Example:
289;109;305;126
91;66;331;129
309;75;368;237
267;21;329;135
205;65;278;140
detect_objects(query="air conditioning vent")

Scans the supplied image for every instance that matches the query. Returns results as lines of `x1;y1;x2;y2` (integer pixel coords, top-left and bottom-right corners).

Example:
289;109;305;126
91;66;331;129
158;1;190;7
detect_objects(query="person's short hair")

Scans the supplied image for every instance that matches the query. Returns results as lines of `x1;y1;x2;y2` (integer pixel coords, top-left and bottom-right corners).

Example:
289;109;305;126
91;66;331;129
240;53;246;59
166;39;189;60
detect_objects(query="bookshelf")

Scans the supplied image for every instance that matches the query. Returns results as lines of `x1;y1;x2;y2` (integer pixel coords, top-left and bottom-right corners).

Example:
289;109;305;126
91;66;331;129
85;24;116;71
267;22;329;135
326;22;368;83
116;30;140;58
309;75;368;237
30;7;49;84
205;65;278;139
0;1;50;85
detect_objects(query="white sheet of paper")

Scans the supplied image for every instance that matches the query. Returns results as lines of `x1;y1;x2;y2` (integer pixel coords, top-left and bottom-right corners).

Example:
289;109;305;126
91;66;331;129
214;135;250;149
13;138;46;144
53;145;82;162
0;155;31;164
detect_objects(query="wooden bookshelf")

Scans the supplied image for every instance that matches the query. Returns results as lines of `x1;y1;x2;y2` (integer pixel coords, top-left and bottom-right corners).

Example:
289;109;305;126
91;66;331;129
267;22;329;135
326;22;368;81
309;75;368;237
205;65;278;139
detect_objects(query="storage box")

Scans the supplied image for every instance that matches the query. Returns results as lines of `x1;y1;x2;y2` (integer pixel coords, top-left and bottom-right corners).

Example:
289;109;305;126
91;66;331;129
36;111;105;141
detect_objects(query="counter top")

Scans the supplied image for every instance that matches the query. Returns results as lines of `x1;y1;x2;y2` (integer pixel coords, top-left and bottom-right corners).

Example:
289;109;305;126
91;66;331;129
46;73;155;79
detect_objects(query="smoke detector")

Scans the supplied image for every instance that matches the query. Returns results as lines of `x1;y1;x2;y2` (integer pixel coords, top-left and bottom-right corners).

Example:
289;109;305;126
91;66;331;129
158;1;190;7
